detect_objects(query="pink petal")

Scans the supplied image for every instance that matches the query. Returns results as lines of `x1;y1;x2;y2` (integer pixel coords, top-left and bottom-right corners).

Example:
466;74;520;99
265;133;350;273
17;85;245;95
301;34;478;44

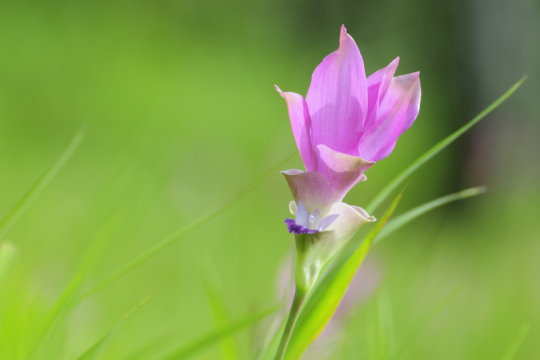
281;169;335;216
275;85;316;171
366;57;400;126
316;144;374;201
358;72;421;162
306;25;368;157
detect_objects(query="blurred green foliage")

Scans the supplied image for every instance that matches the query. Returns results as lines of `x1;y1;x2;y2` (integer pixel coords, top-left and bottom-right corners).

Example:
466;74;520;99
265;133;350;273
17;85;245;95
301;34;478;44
0;0;538;359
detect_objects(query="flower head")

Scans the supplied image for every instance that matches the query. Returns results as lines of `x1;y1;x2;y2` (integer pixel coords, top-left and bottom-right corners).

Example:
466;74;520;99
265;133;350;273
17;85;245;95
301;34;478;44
277;25;421;293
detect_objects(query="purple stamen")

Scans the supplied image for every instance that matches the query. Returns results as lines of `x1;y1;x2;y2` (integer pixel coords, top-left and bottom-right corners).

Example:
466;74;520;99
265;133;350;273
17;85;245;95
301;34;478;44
285;218;319;235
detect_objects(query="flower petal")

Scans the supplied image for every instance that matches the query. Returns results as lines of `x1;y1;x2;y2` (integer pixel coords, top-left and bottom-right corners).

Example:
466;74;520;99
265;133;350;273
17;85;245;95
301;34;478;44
366;57;399;126
316;144;374;201
310;208;322;230
358;72;421;162
318;214;339;231
296;200;309;227
350;205;376;222
289;200;298;215
275;86;316;171
281;169;335;216
325;202;375;233
306;25;368;157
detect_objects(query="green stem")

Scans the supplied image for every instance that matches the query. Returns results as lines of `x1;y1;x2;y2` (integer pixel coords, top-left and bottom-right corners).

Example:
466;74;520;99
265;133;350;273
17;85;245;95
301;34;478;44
274;288;306;360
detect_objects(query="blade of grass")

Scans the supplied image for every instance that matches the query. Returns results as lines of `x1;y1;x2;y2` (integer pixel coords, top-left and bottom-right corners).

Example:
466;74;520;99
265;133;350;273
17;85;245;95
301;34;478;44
76;214;123;277
0;128;85;240
74;294;152;360
25;274;82;359
392;287;461;360
256;317;287;360
80;151;298;299
283;190;404;360
376;186;487;243
376;293;395;360
202;263;238;360
323;185;485;287
0;242;16;292
75;326;120;360
366;77;526;214
156;307;279;360
500;323;530;360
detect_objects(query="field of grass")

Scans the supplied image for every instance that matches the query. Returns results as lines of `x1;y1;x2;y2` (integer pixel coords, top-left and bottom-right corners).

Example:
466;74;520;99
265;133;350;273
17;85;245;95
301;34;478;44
0;1;538;359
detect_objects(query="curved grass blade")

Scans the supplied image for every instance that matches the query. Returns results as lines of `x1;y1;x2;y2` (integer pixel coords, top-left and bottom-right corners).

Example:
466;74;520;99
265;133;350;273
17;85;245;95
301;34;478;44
156;307;278;360
74;295;152;360
366;77;526;214
0;242;16;292
202;264;238;360
323;185;485;285
81;152;298;299
25;275;82;359
376;293;396;360
256;318;287;360
304;185;485;346
501;323;530;360
75;326;120;360
0;128;85;240
392;287;461;360
283;191;404;360
376;186;487;243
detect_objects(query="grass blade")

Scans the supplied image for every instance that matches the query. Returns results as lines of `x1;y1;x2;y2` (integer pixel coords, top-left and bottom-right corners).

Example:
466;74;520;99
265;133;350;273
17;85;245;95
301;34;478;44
376;186;487;243
325;185;485;284
501;323;530;360
392;287;461;360
26;275;82;359
366;77;526;214
81;152;298;299
74;326;120;360
74;295;152;360
376;293;396;360
0;128;85;240
291;185;485;359
202;265;238;360
256;317;287;360
0;242;16;292
283;190;404;360
157;307;278;360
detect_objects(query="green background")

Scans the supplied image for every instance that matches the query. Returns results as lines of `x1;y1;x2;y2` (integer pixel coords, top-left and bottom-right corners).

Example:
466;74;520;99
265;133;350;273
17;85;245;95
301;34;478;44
0;0;538;359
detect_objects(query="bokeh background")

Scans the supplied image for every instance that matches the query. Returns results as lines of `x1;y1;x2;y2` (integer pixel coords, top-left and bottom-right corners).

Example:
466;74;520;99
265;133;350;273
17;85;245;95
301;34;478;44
0;0;539;359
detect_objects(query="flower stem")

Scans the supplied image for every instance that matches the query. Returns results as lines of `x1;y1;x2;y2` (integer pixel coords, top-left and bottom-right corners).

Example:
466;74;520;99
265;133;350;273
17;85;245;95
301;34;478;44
274;288;306;360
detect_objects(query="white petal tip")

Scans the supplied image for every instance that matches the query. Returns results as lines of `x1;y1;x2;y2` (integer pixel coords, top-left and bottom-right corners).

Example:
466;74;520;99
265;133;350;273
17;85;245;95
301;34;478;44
351;206;376;222
289;201;297;215
281;169;304;176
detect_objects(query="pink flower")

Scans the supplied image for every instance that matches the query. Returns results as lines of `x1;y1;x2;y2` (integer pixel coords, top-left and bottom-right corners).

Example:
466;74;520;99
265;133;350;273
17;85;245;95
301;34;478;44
277;25;420;219
276;25;420;293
